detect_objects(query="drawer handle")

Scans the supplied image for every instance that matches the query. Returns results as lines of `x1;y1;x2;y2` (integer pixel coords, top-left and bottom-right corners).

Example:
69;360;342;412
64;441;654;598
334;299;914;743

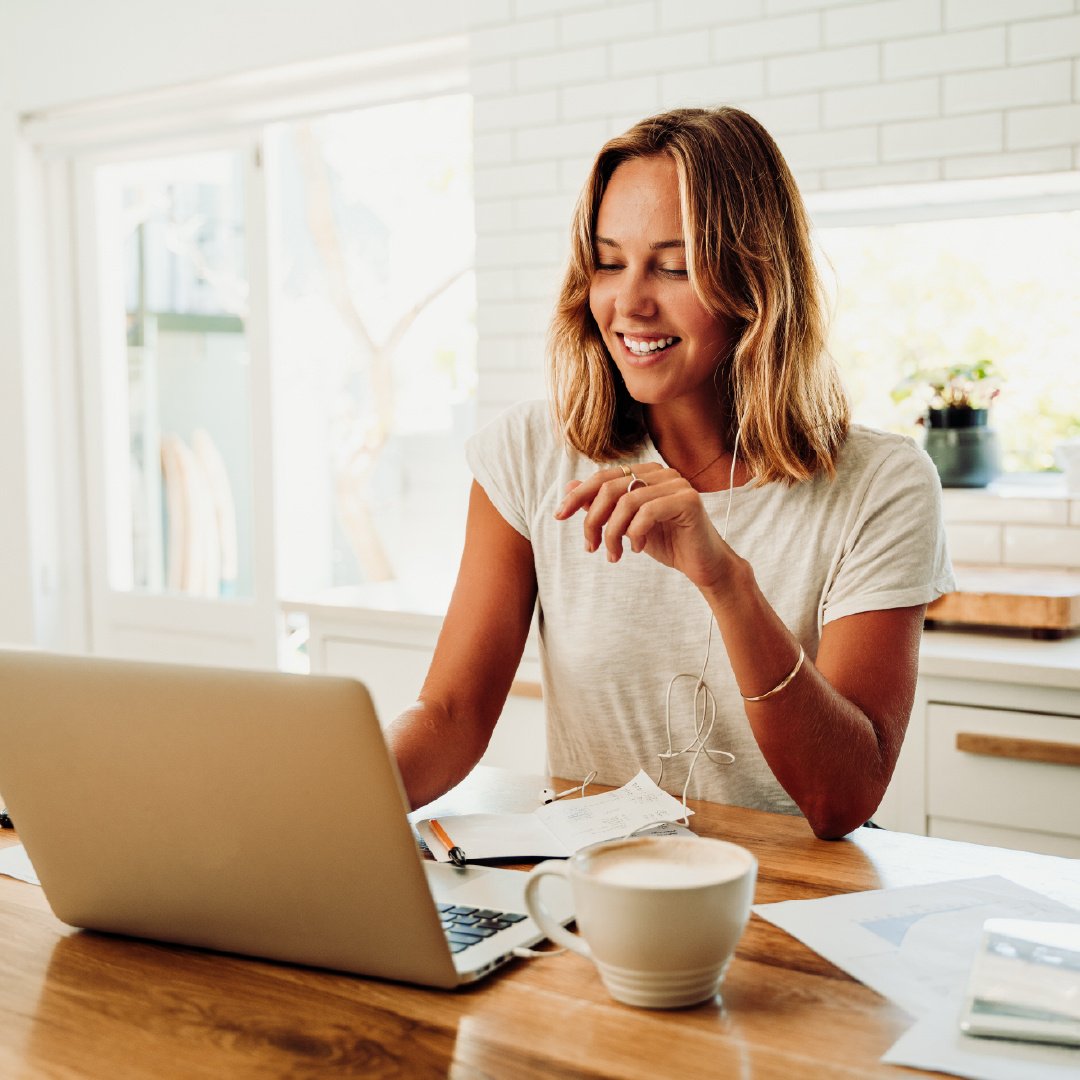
956;732;1080;767
510;679;542;700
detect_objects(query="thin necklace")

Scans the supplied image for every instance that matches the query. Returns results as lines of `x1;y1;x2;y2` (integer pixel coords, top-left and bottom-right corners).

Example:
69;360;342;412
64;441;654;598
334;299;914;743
685;449;727;482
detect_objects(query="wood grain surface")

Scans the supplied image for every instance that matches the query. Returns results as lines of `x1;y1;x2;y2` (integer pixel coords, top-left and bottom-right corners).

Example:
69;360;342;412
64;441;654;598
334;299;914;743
2;766;1079;1079
927;567;1080;631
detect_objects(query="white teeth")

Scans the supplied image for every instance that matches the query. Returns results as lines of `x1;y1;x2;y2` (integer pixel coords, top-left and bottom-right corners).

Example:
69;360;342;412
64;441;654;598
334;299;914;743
624;335;675;356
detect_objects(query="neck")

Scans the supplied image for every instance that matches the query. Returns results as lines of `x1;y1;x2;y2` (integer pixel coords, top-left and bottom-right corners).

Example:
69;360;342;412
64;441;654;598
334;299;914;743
646;400;746;491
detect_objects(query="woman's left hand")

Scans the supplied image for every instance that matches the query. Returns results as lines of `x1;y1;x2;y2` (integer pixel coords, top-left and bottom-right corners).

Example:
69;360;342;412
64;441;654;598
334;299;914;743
553;462;736;593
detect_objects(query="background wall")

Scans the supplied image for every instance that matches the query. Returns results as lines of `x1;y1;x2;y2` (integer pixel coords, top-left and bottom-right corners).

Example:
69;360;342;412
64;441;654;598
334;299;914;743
466;0;1080;423
2;0;1079;645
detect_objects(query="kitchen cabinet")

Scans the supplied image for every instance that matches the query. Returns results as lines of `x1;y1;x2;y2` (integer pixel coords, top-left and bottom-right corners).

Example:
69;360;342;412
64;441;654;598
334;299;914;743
281;596;546;773
876;631;1080;855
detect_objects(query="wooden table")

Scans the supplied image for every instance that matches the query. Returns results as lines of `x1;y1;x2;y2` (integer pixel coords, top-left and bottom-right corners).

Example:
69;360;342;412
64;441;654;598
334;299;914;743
2;768;1078;1079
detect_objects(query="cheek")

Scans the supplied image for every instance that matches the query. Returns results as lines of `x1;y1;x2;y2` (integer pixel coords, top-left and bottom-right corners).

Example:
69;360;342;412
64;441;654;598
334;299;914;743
588;280;610;327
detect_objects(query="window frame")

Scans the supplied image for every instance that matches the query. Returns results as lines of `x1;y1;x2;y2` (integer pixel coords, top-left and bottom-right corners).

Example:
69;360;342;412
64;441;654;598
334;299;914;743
23;38;469;662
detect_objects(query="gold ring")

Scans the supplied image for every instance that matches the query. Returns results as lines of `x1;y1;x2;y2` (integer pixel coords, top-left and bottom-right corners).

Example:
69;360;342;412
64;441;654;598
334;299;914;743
627;474;647;493
617;464;632;477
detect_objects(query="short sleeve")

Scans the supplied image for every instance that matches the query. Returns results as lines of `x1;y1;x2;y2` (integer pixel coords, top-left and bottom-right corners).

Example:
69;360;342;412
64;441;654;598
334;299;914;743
465;400;559;541
823;440;956;624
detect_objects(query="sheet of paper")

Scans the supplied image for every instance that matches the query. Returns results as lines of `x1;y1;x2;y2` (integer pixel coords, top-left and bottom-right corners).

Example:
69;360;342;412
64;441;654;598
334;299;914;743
417;770;692;862
882;990;1080;1080
753;876;1080;1019
535;770;692;852
416;813;568;863
0;844;40;885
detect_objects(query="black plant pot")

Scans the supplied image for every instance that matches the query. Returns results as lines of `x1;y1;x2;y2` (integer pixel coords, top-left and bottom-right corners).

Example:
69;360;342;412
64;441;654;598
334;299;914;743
925;406;988;429
924;408;1000;487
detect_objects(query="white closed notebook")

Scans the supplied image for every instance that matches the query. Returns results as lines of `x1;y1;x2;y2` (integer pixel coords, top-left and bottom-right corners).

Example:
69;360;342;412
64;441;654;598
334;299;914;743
960;918;1080;1048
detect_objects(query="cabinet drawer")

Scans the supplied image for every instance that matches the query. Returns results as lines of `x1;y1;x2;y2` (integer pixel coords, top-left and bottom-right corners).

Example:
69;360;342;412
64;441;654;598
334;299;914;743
927;704;1080;838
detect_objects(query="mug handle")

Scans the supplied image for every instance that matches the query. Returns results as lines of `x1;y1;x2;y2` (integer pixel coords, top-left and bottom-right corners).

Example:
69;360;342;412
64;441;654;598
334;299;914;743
524;860;591;959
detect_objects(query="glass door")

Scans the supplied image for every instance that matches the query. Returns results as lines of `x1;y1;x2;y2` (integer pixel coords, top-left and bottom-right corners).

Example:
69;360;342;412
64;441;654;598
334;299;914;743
76;136;278;667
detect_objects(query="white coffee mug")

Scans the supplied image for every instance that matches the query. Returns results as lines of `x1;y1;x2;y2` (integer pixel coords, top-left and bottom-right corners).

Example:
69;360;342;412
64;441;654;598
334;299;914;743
524;835;757;1009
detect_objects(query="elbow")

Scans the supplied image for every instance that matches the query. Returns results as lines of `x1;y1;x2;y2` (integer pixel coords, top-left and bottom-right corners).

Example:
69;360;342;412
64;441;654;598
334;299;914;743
803;788;885;841
808;815;866;841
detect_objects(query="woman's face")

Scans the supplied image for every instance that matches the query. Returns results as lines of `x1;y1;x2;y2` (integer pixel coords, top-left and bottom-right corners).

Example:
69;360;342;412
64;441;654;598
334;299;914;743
588;155;734;413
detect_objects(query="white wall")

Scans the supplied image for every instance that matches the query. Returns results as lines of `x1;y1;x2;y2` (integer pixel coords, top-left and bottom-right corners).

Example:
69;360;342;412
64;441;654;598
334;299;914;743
0;22;34;646
2;0;1079;646
466;0;1080;424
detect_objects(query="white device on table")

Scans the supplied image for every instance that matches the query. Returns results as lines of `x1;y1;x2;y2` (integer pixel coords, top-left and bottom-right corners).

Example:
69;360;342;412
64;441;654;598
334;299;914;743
0;650;572;989
960;918;1080;1047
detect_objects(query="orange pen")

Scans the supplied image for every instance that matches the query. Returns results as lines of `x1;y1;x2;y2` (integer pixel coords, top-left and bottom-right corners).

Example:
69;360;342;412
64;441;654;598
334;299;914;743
429;818;467;867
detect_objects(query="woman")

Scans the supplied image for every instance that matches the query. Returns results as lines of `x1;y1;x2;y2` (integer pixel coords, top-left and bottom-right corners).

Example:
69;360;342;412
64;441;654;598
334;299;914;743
387;107;953;838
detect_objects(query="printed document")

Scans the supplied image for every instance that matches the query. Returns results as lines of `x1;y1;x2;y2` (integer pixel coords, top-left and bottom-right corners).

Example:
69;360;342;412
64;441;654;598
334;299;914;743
754;875;1080;1080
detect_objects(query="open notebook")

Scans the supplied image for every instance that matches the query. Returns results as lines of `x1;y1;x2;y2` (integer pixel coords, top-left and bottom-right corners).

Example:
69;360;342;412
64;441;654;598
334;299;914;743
417;770;691;862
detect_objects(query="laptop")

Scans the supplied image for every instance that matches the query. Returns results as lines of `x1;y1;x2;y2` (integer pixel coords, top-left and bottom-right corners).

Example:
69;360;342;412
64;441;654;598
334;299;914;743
0;650;573;989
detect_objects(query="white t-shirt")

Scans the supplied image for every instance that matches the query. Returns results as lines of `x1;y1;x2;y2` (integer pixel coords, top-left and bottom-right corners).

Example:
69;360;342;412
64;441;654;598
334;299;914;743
466;400;955;814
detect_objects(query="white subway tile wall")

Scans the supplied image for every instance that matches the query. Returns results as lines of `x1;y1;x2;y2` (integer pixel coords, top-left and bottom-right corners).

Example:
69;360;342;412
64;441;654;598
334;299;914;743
466;0;1080;548
1003;524;1080;568
944;521;1005;564
942;489;1080;570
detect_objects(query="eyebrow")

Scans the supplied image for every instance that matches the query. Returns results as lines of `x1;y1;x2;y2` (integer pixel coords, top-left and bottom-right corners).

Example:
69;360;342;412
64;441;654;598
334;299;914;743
595;236;685;251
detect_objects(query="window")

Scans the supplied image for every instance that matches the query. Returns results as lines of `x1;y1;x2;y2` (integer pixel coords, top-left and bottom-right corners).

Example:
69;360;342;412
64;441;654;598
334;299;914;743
267;93;475;609
100;150;254;599
31;40;472;666
811;176;1080;474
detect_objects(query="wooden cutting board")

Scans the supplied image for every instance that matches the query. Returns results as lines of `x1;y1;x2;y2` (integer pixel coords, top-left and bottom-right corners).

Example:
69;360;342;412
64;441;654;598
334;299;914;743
926;568;1080;636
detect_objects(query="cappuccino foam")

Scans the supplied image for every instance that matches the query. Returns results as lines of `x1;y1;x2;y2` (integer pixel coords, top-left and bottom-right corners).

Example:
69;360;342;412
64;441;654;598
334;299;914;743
585;838;751;889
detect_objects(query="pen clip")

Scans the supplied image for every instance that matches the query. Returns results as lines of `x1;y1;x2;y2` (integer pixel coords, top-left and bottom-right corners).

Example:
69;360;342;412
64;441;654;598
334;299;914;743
429;818;468;867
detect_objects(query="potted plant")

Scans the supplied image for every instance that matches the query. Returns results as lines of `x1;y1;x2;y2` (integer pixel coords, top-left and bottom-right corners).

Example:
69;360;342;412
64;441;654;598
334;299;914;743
892;360;1002;487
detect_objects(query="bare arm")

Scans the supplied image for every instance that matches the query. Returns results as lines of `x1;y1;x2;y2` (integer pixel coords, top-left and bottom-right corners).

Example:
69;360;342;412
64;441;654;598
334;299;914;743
557;463;924;839
701;557;924;838
385;481;537;810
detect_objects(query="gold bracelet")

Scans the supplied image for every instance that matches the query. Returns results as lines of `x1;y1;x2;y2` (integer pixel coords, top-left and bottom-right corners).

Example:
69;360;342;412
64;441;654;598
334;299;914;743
741;644;805;702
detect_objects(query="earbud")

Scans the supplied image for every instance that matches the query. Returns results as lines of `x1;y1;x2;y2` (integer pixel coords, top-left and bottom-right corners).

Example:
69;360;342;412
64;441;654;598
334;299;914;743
539;770;597;804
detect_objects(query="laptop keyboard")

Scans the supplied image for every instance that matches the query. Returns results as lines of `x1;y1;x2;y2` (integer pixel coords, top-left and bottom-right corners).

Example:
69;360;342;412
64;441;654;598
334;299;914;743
437;903;527;954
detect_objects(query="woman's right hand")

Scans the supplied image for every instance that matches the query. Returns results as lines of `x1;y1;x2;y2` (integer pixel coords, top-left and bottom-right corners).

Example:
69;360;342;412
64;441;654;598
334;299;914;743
553;462;741;597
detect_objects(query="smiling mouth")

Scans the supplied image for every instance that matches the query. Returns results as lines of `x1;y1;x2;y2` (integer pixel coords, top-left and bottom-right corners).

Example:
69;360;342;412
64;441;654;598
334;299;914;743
619;334;680;357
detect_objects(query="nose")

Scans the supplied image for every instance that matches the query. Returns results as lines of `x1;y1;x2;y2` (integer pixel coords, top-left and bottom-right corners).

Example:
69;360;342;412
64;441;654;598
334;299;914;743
614;267;657;319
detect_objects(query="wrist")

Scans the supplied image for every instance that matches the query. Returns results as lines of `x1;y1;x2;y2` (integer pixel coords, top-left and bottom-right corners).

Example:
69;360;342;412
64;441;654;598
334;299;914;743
697;551;754;613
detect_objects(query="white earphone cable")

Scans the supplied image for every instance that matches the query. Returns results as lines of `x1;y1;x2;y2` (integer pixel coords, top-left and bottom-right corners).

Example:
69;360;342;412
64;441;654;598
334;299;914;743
656;420;744;822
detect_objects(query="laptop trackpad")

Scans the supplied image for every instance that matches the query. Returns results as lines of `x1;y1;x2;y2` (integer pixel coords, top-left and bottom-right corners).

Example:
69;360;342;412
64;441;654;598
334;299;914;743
425;861;573;923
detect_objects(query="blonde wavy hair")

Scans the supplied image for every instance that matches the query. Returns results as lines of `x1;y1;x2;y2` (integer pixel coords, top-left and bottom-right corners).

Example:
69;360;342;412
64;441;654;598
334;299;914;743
548;106;849;484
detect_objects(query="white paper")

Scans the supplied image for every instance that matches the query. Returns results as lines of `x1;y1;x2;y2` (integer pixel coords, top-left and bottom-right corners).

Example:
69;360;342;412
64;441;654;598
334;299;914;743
753;876;1080;1019
535;770;691;852
883;991;1080;1080
0;844;40;885
417;812;569;861
418;770;692;863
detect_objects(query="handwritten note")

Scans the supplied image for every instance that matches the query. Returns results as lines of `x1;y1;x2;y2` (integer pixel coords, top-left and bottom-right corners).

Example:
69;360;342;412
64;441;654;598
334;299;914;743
536;771;692;852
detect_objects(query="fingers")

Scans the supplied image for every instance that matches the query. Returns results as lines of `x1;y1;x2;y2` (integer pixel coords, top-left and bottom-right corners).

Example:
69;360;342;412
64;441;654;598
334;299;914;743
554;463;662;521
577;467;668;554
601;477;691;562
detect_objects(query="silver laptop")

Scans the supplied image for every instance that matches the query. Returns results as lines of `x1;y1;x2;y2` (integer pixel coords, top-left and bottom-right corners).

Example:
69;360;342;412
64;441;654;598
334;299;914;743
0;650;572;988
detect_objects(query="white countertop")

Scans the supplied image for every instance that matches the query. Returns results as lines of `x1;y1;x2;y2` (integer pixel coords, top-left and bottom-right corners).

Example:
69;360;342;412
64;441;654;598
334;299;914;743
919;627;1080;689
